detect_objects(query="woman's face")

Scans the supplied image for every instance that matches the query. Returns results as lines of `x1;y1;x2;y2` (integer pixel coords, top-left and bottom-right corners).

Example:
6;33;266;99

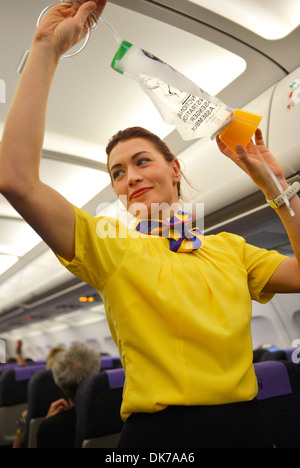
108;138;181;216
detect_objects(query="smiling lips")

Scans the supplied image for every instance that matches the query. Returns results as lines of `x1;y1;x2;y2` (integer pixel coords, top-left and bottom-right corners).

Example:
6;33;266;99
130;187;153;200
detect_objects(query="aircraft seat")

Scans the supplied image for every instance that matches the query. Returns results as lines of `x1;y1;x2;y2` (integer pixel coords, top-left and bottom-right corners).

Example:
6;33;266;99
254;360;300;448
260;350;288;362
283;348;300;363
101;355;122;370
0;369;29;447
14;364;46;381
26;369;65;448
74;368;125;448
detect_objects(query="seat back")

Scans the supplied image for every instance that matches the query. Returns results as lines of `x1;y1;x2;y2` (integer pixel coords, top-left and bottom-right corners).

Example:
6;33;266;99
254;360;300;448
0;369;28;407
283;348;300;363
26;369;65;448
101;356;122;370
0;369;29;446
14;364;46;382
74;368;125;448
27;369;65;420
260;350;287;362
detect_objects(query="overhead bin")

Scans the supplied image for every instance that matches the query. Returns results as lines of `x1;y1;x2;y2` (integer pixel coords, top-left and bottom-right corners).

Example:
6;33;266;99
269;66;300;176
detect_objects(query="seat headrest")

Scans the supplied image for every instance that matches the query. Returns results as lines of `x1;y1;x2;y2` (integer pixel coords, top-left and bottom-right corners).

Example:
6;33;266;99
14;364;46;381
254;361;292;400
107;369;125;389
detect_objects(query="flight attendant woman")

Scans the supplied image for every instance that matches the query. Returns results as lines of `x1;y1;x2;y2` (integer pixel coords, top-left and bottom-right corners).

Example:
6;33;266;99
1;1;300;448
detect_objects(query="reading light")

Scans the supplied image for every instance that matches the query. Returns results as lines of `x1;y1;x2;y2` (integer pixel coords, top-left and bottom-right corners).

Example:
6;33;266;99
79;297;88;303
79;296;95;303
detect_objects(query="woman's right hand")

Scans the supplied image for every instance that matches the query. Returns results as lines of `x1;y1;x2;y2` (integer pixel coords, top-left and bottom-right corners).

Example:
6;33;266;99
0;3;112;263
34;0;108;59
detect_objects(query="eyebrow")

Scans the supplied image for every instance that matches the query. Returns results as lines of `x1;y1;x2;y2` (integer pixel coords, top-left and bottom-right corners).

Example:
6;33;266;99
110;151;151;174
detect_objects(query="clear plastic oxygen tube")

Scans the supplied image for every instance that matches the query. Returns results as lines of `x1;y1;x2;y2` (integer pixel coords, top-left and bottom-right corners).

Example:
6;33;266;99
259;154;295;217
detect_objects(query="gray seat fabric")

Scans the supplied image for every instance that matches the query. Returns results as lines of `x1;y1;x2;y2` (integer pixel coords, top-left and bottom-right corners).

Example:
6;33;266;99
25;369;65;448
74;369;124;448
254;360;300;448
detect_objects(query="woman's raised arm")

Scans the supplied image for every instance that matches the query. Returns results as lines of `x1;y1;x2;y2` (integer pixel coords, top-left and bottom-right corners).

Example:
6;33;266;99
216;129;300;293
0;1;107;261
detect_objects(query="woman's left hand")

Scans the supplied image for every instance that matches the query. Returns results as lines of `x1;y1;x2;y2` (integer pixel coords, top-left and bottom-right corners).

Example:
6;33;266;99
216;128;287;199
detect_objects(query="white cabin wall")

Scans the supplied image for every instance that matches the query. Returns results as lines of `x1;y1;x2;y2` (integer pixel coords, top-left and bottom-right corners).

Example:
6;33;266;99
269;293;300;345
3;318;119;362
251;293;300;350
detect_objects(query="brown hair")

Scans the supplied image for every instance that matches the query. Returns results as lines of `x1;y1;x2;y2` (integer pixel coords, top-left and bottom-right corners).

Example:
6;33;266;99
106;127;182;198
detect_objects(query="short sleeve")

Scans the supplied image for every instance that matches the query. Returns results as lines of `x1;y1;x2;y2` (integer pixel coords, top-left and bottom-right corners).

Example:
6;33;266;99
56;205;129;291
243;241;288;304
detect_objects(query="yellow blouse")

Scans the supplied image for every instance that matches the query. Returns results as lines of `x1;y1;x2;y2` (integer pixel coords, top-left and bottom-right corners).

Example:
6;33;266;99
57;205;287;421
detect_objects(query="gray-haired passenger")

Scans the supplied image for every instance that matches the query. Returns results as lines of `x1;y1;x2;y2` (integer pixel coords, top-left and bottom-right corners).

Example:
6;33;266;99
37;343;101;448
52;344;100;402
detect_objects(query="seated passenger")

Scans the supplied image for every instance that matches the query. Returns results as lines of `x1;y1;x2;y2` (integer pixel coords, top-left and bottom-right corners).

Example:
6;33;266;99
13;346;65;449
16;340;33;367
37;344;100;449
